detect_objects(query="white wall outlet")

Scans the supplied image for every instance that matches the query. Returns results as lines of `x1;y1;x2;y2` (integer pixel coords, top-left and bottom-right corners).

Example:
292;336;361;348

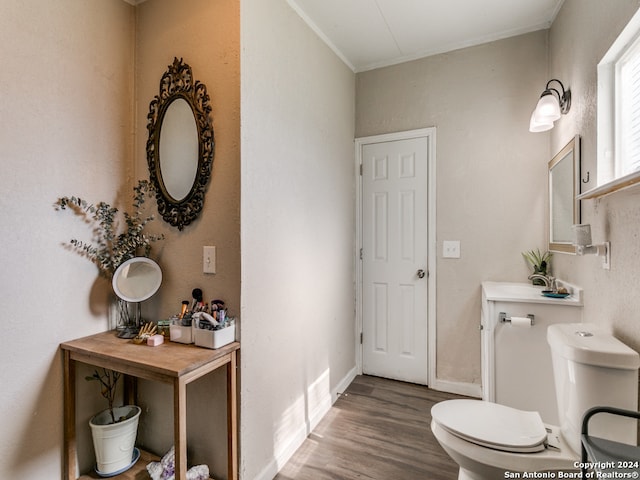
443;240;461;258
203;246;216;274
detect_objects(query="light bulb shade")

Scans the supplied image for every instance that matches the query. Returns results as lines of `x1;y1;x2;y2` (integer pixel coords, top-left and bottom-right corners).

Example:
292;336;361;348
533;92;561;122
529;111;553;132
529;79;571;133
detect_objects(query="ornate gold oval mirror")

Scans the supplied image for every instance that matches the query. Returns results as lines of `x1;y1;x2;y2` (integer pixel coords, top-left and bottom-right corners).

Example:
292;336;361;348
146;58;214;230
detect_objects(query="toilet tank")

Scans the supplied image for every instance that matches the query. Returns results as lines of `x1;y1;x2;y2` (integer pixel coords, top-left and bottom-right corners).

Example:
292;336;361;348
481;282;583;425
548;323;640;455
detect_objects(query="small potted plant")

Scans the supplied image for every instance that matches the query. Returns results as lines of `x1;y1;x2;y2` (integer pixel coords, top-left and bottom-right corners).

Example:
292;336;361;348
522;248;552;285
86;369;141;475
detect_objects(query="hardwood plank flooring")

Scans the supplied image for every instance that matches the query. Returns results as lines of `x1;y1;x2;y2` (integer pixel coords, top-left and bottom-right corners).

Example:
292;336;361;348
274;375;466;480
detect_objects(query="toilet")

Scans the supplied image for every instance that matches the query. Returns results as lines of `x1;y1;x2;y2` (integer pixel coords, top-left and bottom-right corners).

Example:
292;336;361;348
431;323;640;480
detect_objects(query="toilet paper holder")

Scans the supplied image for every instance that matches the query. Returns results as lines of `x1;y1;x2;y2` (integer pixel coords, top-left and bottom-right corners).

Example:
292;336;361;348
499;312;535;325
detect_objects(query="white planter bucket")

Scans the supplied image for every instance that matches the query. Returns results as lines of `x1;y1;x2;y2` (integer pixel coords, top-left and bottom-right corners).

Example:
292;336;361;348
89;405;141;475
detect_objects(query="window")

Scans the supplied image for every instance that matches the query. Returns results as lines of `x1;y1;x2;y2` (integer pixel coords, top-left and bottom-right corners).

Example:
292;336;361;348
586;7;640;199
618;37;640;177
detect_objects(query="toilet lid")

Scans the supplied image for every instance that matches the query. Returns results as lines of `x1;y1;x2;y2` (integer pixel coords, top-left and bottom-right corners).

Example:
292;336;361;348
431;399;547;453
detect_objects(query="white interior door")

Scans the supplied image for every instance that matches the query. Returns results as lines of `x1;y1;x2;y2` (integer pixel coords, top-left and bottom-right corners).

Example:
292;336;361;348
361;136;430;384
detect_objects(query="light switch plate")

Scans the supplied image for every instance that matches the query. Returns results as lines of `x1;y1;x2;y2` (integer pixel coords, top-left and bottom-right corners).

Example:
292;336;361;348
203;246;216;274
443;240;461;258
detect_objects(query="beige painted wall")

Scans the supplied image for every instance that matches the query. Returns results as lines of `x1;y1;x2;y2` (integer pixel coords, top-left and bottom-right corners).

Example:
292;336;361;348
0;0;135;477
135;0;241;340
356;32;550;386
241;0;356;478
133;0;240;476
548;1;640;353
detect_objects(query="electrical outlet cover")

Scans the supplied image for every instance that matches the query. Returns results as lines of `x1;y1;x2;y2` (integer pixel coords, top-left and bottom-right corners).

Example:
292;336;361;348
443;240;461;258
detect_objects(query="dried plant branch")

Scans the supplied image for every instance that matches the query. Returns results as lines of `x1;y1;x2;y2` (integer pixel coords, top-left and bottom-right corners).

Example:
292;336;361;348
54;180;164;279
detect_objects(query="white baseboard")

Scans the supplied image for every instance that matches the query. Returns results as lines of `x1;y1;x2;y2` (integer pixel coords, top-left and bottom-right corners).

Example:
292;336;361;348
429;378;482;398
252;367;358;480
253;424;307;480
332;366;357;400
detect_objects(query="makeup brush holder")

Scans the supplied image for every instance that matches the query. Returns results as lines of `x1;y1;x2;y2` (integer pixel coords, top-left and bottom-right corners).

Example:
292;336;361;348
169;315;194;344
169;324;194;344
194;322;235;349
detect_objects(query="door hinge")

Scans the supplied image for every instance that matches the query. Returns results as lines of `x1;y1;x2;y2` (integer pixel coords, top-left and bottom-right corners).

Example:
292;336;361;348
360;332;363;344
359;163;363;176
360;248;363;260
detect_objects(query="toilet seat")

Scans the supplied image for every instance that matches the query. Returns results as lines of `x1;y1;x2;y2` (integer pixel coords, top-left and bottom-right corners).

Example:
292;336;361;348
431;399;547;453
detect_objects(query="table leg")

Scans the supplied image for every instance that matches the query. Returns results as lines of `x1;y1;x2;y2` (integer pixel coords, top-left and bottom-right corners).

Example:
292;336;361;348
174;377;188;480
123;374;137;406
227;351;238;480
63;351;76;480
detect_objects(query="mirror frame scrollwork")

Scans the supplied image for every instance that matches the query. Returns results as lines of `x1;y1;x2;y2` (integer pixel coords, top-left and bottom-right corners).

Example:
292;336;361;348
146;58;214;230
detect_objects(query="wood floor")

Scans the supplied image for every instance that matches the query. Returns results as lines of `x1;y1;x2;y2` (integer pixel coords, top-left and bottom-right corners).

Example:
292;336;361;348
274;375;465;480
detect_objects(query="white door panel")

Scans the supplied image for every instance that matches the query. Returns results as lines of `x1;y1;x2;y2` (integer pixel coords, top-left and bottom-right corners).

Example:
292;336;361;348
361;136;429;384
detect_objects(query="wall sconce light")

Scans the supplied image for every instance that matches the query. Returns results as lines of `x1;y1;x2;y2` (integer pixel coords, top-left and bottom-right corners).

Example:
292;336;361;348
572;224;610;269
529;79;571;132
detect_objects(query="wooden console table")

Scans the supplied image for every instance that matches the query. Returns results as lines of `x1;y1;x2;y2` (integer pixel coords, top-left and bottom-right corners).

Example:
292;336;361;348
61;331;239;480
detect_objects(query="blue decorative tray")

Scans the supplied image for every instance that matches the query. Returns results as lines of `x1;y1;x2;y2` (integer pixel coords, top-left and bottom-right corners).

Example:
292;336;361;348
541;291;570;298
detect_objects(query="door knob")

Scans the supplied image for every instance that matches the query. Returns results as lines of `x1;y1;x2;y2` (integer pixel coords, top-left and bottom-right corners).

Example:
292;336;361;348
417;269;426;279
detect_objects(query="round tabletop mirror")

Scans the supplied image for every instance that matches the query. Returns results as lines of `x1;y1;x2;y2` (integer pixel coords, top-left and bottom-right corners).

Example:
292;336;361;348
112;257;163;303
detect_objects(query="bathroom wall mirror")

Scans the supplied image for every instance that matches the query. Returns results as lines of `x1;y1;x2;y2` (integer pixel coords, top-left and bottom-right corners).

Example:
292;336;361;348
146;58;214;230
548;135;580;253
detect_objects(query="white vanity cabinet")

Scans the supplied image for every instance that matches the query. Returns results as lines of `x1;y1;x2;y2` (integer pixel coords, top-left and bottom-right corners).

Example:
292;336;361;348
481;281;583;425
